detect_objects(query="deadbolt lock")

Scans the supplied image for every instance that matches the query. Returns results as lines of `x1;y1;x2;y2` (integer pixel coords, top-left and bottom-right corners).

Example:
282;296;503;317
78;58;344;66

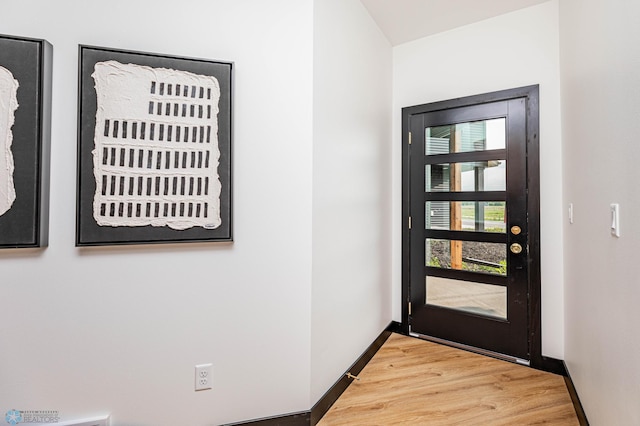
510;243;523;254
510;225;522;235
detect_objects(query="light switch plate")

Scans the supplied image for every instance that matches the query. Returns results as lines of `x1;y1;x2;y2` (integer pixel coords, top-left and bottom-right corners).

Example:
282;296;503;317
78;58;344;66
568;203;574;224
610;203;620;237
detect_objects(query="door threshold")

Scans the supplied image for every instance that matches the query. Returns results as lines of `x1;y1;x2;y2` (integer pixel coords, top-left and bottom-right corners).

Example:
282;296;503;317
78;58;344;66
408;331;530;366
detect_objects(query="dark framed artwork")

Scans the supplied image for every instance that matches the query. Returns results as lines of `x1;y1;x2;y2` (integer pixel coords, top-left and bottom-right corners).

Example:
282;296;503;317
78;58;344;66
0;34;52;248
76;45;232;246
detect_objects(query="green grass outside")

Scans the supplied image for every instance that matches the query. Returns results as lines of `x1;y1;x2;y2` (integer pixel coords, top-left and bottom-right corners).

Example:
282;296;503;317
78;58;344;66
461;203;504;221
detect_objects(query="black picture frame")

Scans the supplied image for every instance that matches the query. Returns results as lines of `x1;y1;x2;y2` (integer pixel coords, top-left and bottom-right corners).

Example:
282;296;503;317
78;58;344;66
0;34;52;249
76;45;233;246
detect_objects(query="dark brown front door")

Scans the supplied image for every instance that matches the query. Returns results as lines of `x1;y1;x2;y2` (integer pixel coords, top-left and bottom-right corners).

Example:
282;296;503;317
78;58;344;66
402;86;539;363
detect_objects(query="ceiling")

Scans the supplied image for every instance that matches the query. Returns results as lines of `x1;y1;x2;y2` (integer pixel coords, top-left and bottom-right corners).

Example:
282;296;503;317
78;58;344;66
360;0;551;46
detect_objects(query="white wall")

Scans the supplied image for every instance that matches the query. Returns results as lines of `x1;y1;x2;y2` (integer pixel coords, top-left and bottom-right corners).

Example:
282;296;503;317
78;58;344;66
311;0;392;403
0;1;314;425
392;1;565;359
560;0;640;423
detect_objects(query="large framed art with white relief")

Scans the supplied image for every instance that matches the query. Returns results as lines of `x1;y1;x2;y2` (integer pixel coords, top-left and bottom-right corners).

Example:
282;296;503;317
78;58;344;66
76;45;232;246
0;34;52;248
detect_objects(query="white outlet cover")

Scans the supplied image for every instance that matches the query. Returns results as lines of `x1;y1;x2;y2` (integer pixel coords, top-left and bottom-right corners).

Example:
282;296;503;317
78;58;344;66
195;363;212;391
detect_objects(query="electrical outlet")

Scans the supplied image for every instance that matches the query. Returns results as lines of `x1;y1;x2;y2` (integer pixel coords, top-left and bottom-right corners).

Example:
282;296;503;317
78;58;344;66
195;363;212;391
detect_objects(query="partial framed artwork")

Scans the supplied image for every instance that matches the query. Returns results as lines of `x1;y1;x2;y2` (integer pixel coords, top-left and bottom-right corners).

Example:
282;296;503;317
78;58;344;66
0;34;52;249
76;45;232;246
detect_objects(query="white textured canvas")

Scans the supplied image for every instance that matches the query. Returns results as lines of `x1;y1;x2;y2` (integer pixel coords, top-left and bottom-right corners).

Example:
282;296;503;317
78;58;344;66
0;65;19;217
92;61;221;230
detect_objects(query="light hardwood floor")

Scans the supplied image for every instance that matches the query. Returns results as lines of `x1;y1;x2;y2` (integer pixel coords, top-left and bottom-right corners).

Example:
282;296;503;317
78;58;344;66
318;333;579;425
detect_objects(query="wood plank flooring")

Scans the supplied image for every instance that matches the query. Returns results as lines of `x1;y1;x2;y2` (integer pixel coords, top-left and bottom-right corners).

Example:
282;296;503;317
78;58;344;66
318;333;579;425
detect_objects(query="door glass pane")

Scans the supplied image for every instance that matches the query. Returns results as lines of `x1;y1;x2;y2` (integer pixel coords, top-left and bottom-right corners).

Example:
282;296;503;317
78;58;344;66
425;160;506;192
426;239;506;276
425;118;505;155
426;276;506;319
426;201;506;233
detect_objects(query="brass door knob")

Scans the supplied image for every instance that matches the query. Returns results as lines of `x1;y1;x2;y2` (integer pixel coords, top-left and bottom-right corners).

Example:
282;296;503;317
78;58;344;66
510;243;523;254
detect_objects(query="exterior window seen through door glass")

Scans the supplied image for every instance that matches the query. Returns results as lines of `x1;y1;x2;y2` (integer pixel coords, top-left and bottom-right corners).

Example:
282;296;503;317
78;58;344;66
425;201;506;233
425;118;505;154
425;161;506;192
